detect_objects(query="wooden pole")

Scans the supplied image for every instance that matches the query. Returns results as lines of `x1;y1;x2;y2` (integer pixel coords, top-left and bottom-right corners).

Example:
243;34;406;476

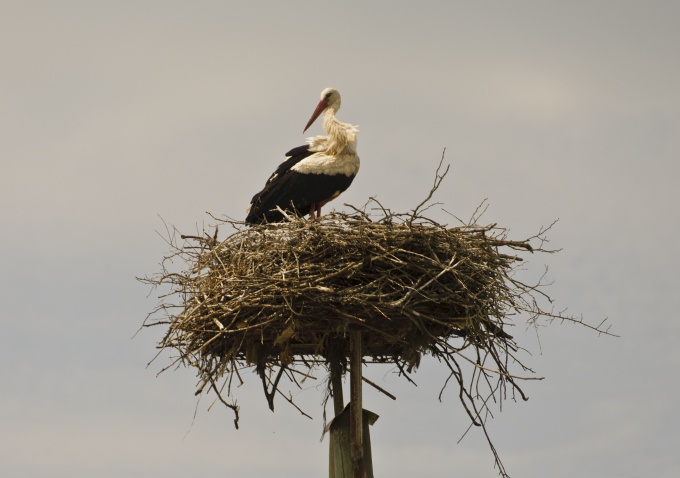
330;359;344;417
349;330;364;478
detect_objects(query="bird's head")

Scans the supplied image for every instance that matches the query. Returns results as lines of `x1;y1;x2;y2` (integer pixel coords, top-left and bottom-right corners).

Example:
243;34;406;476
303;87;341;132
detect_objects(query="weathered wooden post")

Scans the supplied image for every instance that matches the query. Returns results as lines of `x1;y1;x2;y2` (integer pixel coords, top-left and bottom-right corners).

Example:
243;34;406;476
330;353;344;417
349;329;364;478
327;405;378;478
327;330;378;478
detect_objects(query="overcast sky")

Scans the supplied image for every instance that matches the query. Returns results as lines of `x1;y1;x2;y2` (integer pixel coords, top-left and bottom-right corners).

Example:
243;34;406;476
1;1;679;477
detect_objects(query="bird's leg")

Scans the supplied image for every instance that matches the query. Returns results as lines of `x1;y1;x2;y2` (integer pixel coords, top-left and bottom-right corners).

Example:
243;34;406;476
309;203;316;220
316;203;322;218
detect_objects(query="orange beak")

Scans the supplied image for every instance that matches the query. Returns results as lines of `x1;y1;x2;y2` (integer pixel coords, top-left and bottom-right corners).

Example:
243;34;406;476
303;99;328;133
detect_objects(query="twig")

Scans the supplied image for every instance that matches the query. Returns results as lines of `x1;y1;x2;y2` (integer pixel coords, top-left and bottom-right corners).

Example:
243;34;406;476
362;375;396;401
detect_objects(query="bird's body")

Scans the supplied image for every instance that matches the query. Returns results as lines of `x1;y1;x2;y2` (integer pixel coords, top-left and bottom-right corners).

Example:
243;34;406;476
245;88;359;224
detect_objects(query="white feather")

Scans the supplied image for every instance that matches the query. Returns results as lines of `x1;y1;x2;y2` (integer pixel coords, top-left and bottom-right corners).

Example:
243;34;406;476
290;152;360;176
297;88;360;177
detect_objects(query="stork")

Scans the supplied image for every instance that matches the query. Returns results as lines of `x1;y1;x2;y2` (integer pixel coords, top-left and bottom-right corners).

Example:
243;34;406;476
245;87;360;224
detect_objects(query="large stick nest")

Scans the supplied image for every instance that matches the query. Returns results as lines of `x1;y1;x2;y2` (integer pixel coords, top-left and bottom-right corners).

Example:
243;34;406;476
141;163;610;477
157;213;532;371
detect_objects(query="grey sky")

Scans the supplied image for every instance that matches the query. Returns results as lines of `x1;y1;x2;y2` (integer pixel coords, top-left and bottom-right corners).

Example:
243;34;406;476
1;1;678;477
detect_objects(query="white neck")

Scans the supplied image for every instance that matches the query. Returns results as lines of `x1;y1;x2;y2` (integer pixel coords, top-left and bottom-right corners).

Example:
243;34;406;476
322;108;359;155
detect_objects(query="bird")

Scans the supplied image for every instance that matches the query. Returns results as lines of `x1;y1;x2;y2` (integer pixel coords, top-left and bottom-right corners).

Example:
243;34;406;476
245;87;360;224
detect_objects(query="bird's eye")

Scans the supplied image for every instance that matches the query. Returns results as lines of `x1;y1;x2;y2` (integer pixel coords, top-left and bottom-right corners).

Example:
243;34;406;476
325;92;332;99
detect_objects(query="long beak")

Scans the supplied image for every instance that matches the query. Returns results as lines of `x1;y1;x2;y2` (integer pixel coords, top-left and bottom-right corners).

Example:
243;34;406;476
303;100;328;133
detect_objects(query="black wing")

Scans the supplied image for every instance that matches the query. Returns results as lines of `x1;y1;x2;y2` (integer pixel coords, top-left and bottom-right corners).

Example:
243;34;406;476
259;145;314;190
245;146;355;224
246;145;313;224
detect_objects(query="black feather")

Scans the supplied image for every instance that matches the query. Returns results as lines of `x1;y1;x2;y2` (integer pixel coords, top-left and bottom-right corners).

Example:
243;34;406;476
245;146;356;224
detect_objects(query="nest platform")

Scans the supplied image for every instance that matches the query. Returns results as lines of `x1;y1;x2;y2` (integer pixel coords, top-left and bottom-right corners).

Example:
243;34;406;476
143;206;540;398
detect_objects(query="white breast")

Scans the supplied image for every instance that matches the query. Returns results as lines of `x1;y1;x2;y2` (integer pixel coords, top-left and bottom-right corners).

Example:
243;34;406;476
290;152;360;177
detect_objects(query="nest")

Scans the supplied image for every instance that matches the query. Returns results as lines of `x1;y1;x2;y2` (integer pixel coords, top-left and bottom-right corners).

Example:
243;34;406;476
141;162;611;477
159;214;531;365
143;201;548;414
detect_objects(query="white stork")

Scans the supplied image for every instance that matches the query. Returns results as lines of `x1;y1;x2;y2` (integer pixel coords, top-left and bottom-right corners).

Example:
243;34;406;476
245;87;360;224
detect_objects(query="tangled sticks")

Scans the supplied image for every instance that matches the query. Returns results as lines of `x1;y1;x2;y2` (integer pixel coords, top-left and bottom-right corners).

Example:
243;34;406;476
141;164;610;476
145;205;549;405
